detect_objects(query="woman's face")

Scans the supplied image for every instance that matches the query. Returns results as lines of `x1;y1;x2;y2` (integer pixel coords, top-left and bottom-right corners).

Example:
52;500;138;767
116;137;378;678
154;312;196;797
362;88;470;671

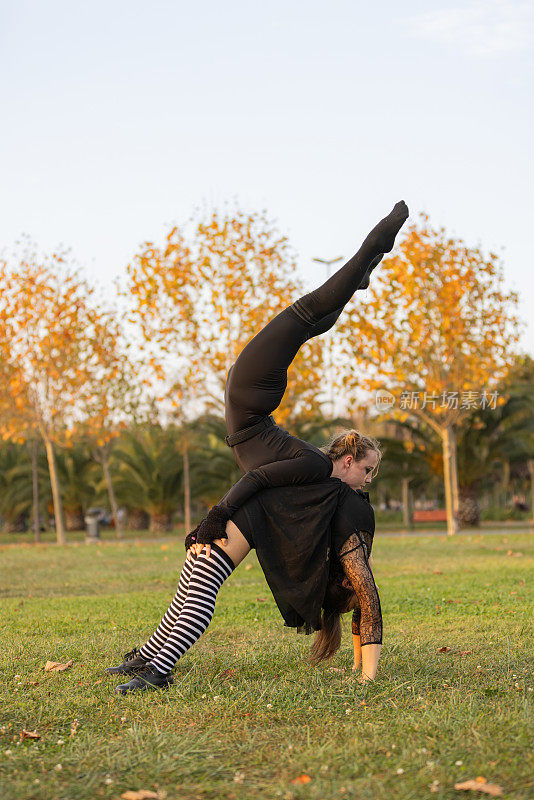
333;449;379;491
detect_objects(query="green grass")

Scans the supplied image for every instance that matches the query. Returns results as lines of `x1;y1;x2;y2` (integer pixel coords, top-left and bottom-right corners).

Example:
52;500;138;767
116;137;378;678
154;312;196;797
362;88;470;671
0;533;532;799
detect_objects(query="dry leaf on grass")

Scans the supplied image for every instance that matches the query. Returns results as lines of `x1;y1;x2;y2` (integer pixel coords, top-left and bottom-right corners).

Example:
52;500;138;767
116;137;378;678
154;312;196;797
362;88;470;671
20;730;40;740
45;660;73;672
256;597;267;602
438;647;452;653
121;791;163;800
219;669;235;680
245;564;253;570
454;777;503;796
433;570;444;574
291;774;312;785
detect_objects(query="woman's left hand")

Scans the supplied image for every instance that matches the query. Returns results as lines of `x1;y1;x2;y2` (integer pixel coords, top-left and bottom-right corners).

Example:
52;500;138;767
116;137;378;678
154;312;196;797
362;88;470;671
186;538;229;561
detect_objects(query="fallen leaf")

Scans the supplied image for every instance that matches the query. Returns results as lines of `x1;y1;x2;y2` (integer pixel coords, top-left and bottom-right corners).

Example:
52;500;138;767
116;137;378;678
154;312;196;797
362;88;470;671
458;651;472;656
20;730;40;741
256;597;267;602
438;647;452;653
121;791;162;800
291;774;312;785
245;564;253;570
433;570;443;574
45;660;73;672
454;777;503;796
219;669;235;680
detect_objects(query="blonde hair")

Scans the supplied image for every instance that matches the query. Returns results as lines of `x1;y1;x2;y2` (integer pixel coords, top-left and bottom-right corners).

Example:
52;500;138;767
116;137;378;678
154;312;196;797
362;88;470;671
322;429;382;480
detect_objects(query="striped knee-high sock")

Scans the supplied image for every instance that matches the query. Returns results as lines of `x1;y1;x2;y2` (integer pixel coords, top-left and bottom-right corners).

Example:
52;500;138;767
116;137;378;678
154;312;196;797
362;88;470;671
149;544;234;674
139;554;196;660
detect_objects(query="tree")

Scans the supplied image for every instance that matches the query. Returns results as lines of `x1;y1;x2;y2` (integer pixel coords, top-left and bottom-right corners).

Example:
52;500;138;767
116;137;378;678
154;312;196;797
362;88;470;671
0;241;126;544
125;208;326;425
79;334;142;539
338;215;522;534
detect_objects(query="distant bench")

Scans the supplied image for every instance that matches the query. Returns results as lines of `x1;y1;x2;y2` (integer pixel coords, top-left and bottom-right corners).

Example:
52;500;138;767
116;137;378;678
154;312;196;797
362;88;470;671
413;509;448;522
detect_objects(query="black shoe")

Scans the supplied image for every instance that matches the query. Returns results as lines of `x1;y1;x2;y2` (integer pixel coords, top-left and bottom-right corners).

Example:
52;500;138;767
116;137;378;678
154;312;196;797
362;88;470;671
105;647;150;676
116;664;174;694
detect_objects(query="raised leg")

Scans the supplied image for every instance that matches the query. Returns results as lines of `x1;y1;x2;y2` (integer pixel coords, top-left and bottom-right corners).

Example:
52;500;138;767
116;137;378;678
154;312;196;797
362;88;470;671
291;202;408;326
225;202;408;432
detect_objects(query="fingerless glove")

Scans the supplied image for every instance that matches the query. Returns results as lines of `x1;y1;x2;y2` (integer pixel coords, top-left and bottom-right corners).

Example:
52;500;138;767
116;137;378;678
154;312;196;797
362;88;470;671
195;505;231;544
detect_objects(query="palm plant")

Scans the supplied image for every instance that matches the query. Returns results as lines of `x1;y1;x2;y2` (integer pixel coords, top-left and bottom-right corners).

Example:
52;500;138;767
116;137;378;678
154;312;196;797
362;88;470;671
188;415;242;509
112;426;184;533
55;445;100;531
372;420;440;524
456;387;534;525
0;442;50;533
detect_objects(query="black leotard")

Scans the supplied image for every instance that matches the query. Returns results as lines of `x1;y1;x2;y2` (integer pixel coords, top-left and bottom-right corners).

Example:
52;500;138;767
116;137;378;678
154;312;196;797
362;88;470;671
217;202;409;519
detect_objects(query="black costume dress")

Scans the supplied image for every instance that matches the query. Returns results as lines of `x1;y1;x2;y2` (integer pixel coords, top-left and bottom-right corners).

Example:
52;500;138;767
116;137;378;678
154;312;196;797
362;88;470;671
232;479;376;634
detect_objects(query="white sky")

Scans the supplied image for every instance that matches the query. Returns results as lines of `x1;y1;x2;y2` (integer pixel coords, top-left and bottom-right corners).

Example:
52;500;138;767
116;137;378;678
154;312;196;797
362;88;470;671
1;0;533;352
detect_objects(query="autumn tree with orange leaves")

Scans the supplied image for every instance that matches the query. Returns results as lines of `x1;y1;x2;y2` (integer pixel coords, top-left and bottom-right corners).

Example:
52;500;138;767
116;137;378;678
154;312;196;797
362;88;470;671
78;337;142;539
126;208;327;424
338;215;522;535
0;242;128;544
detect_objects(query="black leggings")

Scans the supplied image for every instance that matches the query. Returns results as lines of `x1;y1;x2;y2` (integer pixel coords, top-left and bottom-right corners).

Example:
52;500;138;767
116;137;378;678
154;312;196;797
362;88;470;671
219;225;386;518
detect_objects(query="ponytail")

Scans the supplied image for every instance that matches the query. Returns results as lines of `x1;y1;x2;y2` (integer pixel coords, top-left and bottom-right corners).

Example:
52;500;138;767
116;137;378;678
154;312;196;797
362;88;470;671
309;559;354;664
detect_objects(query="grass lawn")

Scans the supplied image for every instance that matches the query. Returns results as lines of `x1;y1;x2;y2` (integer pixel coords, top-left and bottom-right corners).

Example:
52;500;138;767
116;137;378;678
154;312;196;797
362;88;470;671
1;532;532;799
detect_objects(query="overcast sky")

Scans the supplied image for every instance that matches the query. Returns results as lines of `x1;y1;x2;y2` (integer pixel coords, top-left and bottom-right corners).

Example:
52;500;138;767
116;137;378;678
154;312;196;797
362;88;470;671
2;0;533;352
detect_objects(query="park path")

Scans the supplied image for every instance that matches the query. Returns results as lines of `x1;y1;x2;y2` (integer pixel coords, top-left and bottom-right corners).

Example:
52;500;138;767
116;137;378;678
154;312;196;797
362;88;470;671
1;524;532;549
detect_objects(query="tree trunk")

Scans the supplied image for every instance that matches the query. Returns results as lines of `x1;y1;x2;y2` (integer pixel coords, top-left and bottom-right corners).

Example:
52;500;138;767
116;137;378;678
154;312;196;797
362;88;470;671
502;460;510;501
401;475;413;528
458;487;481;527
442;425;458;536
183;444;191;535
102;455;122;539
450;428;459;517
65;507;84;531
127;507;150;531
5;514;28;533
150;512;173;533
528;459;534;523
30;439;40;543
43;435;66;545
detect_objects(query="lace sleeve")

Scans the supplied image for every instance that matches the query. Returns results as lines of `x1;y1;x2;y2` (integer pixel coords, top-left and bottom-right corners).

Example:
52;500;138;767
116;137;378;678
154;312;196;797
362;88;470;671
339;533;382;646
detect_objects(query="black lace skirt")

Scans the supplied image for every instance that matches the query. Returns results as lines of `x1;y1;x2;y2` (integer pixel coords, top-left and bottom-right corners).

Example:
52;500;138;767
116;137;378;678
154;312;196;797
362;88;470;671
231;479;375;633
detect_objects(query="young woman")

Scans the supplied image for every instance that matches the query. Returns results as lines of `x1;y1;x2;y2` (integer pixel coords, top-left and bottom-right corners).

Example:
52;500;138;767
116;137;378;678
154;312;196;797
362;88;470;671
186;200;409;549
106;430;383;693
106;201;409;692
